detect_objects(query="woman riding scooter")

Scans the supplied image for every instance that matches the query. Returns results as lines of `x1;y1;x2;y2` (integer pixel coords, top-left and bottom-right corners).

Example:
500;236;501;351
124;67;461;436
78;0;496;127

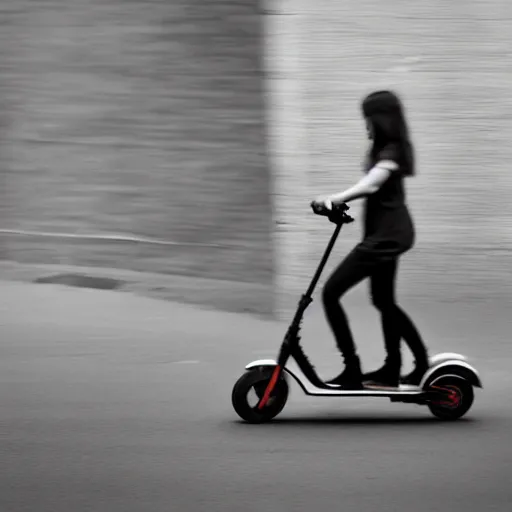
312;90;430;389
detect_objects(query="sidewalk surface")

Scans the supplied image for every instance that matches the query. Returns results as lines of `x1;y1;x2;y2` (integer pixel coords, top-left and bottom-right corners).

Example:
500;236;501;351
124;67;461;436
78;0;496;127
1;268;512;512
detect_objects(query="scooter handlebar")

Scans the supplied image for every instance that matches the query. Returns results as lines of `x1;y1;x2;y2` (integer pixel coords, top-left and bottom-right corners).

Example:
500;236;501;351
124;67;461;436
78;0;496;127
310;201;348;215
310;201;353;224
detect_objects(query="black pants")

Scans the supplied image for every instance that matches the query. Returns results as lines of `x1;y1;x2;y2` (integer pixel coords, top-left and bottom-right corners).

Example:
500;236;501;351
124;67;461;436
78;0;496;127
322;246;427;368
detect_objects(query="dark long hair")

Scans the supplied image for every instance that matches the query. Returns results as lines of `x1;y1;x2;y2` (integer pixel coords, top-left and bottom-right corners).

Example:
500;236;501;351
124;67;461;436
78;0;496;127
362;90;415;176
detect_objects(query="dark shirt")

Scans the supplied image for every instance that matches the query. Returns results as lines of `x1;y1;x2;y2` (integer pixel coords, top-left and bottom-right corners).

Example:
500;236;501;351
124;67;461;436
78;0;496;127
361;144;415;256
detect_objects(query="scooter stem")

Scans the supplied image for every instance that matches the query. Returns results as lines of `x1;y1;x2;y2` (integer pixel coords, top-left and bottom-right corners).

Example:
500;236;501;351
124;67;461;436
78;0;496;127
257;222;345;410
305;222;343;297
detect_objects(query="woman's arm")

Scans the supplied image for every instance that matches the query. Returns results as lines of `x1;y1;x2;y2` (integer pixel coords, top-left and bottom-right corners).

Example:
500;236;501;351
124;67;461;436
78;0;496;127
317;160;398;207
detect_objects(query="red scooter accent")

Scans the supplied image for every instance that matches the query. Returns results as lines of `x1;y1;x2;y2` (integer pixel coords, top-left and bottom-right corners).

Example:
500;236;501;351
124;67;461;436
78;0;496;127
257;365;282;410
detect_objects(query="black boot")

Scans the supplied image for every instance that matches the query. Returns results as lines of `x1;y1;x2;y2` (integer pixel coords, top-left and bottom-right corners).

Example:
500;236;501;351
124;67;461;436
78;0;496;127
400;359;429;386
326;356;363;389
363;358;401;388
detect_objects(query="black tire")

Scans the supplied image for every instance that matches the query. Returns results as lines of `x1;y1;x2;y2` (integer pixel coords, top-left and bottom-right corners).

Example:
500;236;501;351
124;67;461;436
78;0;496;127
232;367;289;423
427;376;474;421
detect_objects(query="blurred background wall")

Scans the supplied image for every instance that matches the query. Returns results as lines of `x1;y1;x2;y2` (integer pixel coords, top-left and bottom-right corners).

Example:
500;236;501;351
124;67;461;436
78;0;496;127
0;0;274;312
270;0;512;316
1;0;511;319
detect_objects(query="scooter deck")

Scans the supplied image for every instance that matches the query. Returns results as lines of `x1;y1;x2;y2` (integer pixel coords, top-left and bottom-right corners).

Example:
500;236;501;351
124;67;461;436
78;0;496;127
246;359;425;398
300;383;423;398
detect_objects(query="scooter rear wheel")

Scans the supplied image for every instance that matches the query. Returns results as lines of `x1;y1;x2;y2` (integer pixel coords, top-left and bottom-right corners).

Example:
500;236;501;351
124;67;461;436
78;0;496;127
427;376;474;421
232;367;289;423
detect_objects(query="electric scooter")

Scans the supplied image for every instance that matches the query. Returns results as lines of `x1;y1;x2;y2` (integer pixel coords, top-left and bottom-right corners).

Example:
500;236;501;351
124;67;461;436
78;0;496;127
231;202;482;423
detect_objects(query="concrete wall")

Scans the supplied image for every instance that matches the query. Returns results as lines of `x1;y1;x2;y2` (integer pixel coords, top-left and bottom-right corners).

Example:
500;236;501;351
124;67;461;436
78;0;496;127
268;0;512;315
3;1;511;318
0;1;274;311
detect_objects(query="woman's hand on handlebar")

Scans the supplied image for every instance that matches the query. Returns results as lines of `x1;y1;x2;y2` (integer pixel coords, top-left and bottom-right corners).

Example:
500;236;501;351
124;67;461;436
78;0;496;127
311;198;351;220
311;196;333;213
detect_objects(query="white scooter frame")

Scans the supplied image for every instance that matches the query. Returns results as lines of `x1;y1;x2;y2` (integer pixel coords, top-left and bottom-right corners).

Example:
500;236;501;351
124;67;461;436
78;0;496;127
245;351;482;401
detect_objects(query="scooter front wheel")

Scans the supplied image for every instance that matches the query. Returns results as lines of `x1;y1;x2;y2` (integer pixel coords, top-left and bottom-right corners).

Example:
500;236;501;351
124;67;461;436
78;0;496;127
232;367;289;423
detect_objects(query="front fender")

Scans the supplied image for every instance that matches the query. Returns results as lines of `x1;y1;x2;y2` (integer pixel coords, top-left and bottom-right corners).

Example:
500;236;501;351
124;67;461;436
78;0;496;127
244;359;303;388
245;359;278;370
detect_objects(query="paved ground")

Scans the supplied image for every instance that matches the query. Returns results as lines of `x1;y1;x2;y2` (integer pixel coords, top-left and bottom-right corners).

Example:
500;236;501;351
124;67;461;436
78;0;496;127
0;261;274;318
1;281;511;512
